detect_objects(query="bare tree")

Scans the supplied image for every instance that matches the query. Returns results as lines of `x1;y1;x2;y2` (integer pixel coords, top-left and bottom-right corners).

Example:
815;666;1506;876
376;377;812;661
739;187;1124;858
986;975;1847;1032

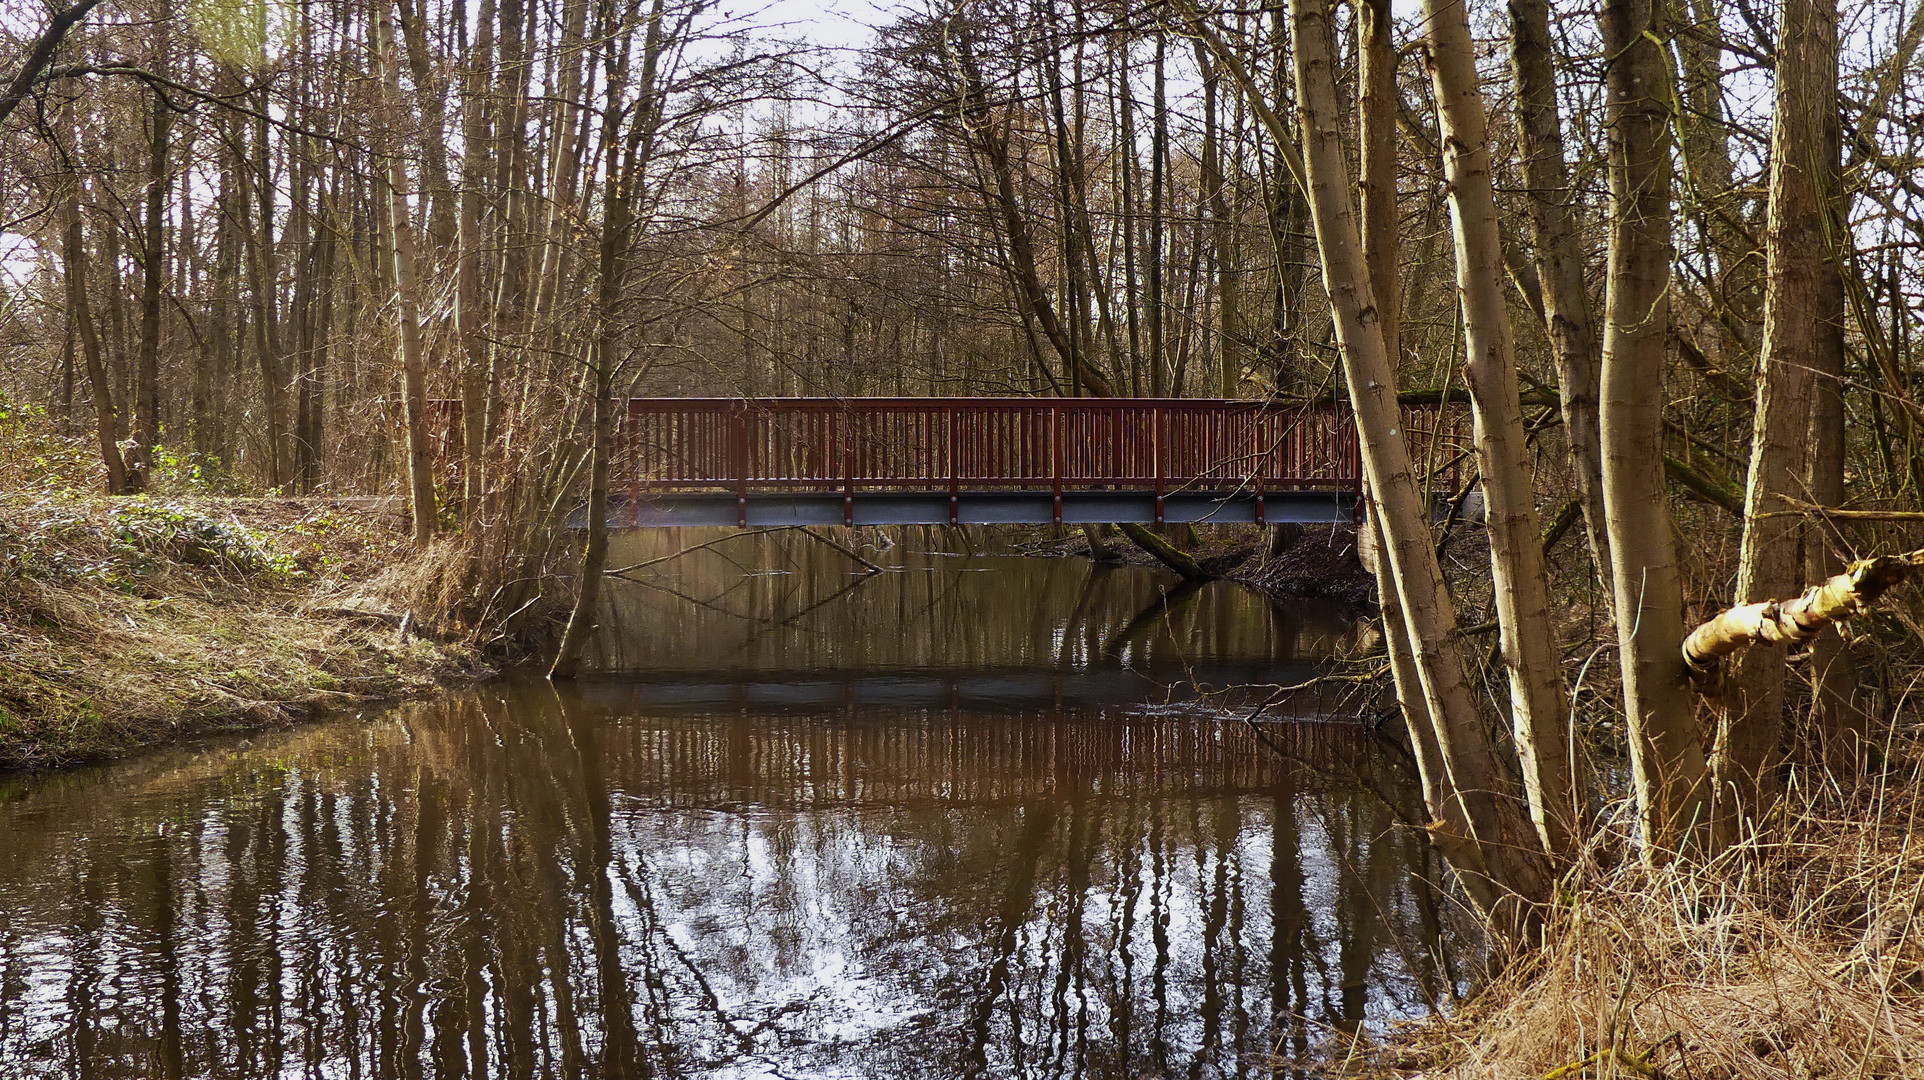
1598;0;1707;856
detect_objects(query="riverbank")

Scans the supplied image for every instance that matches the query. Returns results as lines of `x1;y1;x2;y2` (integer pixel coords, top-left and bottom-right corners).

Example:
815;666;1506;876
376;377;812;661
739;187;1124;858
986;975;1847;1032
1391;729;1924;1079
0;414;486;769
0;493;488;769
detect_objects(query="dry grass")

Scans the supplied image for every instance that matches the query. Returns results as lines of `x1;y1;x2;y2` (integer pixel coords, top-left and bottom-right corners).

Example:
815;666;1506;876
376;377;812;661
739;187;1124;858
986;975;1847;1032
1399;729;1924;1080
0;406;485;769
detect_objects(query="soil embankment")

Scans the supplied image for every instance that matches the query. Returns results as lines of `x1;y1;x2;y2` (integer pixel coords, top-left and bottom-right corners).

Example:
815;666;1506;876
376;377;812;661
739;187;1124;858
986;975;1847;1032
0;491;485;769
1;412;486;768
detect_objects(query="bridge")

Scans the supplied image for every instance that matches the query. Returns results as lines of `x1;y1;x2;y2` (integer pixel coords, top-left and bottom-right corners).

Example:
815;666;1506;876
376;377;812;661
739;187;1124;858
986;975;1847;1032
442;398;1468;528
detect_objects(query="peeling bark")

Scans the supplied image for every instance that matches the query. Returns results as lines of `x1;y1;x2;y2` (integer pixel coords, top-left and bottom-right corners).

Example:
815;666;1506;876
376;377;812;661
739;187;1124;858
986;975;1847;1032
1685;552;1918;675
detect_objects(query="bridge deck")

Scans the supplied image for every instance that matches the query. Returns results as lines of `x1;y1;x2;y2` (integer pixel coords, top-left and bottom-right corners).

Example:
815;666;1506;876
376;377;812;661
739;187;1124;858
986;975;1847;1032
442;398;1467;527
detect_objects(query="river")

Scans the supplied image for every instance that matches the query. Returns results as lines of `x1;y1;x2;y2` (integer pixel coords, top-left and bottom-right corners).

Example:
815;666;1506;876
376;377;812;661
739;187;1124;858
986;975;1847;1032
0;531;1465;1078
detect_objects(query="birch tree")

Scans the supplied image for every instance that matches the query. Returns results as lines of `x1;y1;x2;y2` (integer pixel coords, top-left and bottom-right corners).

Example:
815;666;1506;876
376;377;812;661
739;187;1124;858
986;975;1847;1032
1281;0;1552;933
375;0;438;547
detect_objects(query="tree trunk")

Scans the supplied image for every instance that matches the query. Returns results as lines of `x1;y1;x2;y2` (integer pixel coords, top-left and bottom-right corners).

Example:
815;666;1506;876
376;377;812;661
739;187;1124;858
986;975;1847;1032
1117;521;1208;579
1358;0;1398;364
1357;0;1447;839
457;0;499;517
549;366;613;680
64;186;130;495
1422;0;1578;857
553;0;663;679
132;86;171;486
376;0;439;547
1117;43;1144;389
952;38;1115;398
394;0;458;251
1674;0;1755;340
242;105;287;490
1805;105;1858;766
1599;0;1707;856
1147;32;1168;395
1509;0;1613;597
528;0;592;341
1286;0;1551;934
1710;0;1841;839
1196;42;1243;397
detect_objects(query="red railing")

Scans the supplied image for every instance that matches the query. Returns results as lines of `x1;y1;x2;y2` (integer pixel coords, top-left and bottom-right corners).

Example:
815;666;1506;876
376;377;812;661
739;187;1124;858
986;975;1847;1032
620;397;1469;493
434;397;1472;501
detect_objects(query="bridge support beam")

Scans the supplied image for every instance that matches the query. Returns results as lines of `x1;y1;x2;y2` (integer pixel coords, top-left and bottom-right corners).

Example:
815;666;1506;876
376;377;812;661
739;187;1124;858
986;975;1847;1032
583;489;1359;529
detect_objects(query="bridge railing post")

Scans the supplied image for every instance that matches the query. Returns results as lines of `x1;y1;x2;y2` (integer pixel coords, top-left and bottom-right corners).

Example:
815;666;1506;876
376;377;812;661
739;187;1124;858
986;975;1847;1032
732;403;750;528
1253;405;1267;525
1153;404;1165;524
625;399;641;528
834;406;854;526
1050;404;1063;525
947;409;959;526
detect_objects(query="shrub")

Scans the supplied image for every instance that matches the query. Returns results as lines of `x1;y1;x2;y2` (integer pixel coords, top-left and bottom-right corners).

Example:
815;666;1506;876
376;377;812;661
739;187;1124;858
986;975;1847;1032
108;499;295;578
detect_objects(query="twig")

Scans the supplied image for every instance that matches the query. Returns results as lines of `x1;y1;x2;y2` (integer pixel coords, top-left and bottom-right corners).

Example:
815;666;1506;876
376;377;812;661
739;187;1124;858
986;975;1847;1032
1764;495;1924;522
607;527;782;577
793;527;885;574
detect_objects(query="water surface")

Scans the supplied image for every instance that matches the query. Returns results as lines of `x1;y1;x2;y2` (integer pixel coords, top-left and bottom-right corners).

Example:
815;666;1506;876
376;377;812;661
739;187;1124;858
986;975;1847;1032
0;534;1460;1079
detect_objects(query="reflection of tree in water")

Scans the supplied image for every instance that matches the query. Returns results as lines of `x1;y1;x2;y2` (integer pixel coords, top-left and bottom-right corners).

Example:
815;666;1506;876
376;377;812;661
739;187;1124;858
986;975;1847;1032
0;689;1467;1079
589;531;1356;676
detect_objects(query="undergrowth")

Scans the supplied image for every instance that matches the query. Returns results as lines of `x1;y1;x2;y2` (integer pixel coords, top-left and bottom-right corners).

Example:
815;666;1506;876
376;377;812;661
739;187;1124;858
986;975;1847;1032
0;401;482;769
1403;728;1924;1080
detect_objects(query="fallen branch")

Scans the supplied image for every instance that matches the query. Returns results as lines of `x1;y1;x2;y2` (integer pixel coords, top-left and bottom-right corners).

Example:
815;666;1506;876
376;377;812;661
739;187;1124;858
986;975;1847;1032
1682;547;1923;679
310;604;444;643
1663;453;1744;517
1539;495;1583;557
606;527;782;576
794;527;885;574
1116;522;1211;579
1762;495;1924;522
1543;1046;1664;1080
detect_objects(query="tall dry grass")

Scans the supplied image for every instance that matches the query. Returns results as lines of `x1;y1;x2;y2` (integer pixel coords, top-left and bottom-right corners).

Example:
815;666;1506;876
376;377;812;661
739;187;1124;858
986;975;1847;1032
1414;713;1924;1080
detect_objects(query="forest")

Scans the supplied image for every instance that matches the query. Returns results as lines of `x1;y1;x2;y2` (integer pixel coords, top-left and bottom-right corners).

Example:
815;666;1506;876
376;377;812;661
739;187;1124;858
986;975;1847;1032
2;0;1924;1072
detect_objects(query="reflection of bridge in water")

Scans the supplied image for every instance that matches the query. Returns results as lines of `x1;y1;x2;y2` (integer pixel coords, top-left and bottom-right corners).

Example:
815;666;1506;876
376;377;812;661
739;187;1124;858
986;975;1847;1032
571;679;1401;807
0;685;1460;1079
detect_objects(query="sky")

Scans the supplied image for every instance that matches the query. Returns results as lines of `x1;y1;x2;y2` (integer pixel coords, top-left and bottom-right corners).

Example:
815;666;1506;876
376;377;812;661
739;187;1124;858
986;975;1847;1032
733;0;894;49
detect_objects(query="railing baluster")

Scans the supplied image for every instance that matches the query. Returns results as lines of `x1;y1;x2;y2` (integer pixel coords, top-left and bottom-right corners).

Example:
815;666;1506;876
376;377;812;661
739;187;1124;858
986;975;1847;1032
947;409;959;525
439;397;1398;518
732;403;749;527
